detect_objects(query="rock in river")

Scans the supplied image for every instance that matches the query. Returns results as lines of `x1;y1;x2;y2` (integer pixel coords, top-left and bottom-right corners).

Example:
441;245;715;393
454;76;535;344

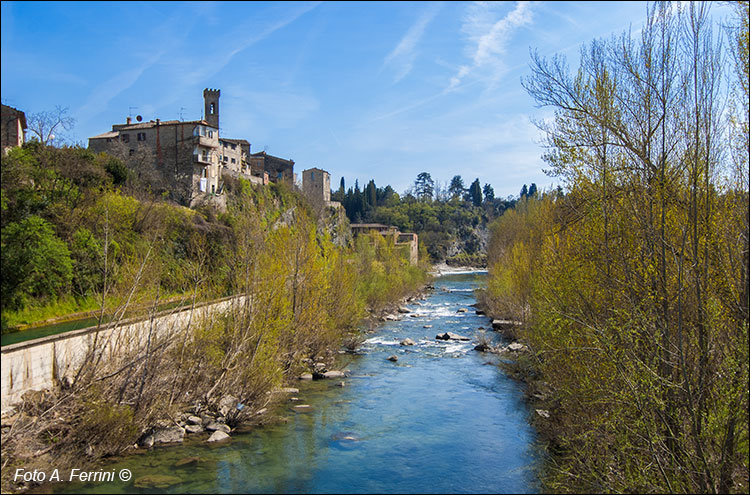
207;430;231;443
436;332;471;341
387;355;399;362
400;338;416;346
321;370;346;379
205;422;230;434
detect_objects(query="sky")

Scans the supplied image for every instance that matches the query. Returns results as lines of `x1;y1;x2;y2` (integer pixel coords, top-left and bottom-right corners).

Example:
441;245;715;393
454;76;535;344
0;1;736;199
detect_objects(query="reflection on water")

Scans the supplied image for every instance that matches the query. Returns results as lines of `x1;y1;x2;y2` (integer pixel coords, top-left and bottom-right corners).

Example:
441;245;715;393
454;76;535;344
56;272;540;494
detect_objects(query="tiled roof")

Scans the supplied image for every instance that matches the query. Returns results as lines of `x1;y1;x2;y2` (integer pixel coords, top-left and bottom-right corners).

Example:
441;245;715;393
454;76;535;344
250;151;294;164
1;103;27;129
220;138;250;145
89;131;119;139
115;119;209;130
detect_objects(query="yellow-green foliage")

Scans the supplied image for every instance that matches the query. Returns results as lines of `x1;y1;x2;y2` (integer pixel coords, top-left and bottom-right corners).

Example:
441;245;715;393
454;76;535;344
487;4;749;493
1;143;429;475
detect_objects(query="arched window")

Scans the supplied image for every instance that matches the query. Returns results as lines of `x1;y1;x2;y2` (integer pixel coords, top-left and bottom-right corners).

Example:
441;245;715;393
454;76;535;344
209;103;215;115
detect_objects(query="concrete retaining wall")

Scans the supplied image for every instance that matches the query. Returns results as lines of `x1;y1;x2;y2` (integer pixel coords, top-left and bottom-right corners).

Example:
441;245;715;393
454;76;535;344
1;297;243;413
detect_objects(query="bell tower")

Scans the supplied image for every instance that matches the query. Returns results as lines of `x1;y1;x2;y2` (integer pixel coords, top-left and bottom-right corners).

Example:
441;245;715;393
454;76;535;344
203;88;220;130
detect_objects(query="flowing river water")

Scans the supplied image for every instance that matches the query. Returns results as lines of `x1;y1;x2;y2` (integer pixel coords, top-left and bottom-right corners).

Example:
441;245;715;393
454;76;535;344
54;271;541;494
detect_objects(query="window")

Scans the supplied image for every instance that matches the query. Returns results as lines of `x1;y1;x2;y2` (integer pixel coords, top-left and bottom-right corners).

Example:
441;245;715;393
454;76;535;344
208;130;213;138
202;168;207;178
277;172;283;180
311;171;315;180
121;133;130;143
231;158;236;164
137;132;146;141
209;103;215;115
129;149;135;156
231;143;236;150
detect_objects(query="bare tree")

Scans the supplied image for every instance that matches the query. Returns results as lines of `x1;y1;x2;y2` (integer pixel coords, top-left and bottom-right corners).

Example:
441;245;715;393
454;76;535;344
25;106;75;146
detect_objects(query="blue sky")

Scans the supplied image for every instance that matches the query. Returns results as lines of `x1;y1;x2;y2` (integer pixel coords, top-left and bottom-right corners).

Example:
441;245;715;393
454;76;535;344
1;1;735;198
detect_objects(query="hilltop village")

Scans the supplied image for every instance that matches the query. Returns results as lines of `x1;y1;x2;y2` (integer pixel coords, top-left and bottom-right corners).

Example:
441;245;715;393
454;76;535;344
1;90;418;264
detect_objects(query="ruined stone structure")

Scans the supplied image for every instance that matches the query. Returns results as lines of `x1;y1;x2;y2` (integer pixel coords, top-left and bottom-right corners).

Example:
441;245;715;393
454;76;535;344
249;151;295;184
350;223;419;266
1;103;26;153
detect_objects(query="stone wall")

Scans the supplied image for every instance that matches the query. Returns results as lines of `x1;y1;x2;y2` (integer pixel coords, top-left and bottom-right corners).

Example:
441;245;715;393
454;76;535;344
1;296;244;413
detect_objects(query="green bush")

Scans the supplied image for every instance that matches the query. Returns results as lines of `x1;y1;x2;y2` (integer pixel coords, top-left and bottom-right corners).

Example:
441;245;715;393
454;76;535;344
1;216;73;310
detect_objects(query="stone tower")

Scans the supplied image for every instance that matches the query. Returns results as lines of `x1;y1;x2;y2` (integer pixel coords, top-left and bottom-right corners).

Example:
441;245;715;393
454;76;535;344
303;167;331;207
203;88;220;129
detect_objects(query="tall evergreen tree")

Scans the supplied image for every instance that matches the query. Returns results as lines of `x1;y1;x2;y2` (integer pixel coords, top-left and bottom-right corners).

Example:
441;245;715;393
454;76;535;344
414;172;434;201
520;184;528;198
483;183;495;203
469;178;483;207
449;175;465;199
527;183;538;198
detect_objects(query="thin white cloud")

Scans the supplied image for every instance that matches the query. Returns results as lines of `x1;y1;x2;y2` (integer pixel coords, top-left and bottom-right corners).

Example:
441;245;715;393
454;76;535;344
382;3;442;83
77;49;165;123
449;1;534;90
182;2;321;87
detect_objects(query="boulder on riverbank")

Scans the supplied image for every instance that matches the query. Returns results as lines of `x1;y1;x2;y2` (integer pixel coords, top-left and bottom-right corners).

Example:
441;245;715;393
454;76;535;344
218;395;239;417
185;424;204;434
207;430;231;443
205;421;230;434
400;338;416;346
491;319;523;331
313;370;346;380
146;426;185;445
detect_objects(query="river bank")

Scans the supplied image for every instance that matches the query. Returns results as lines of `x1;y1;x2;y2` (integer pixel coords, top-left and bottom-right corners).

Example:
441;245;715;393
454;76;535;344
1;278;433;494
39;271;539;494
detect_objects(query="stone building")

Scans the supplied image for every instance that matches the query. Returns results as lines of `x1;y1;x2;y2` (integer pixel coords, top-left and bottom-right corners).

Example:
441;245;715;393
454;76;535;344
302;167;331;207
89;116;221;205
219;137;268;185
1;104;27;153
249;151;295;184
350;223;419;266
88;88;297;204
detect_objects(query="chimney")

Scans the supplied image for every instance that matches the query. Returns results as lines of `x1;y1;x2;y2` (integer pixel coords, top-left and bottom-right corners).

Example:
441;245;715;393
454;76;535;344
126;116;132;125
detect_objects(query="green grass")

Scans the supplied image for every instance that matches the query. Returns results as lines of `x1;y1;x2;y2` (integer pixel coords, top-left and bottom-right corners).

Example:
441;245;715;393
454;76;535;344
1;295;102;333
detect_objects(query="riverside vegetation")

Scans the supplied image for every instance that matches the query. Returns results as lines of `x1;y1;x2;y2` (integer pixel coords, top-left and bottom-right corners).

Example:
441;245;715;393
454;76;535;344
0;141;428;492
482;2;748;493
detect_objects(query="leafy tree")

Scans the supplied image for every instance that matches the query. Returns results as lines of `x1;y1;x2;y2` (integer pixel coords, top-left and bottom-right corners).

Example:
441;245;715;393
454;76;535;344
1;216;73;309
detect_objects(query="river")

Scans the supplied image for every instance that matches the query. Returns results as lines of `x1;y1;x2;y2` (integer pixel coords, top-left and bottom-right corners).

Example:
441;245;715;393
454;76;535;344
55;271;541;494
